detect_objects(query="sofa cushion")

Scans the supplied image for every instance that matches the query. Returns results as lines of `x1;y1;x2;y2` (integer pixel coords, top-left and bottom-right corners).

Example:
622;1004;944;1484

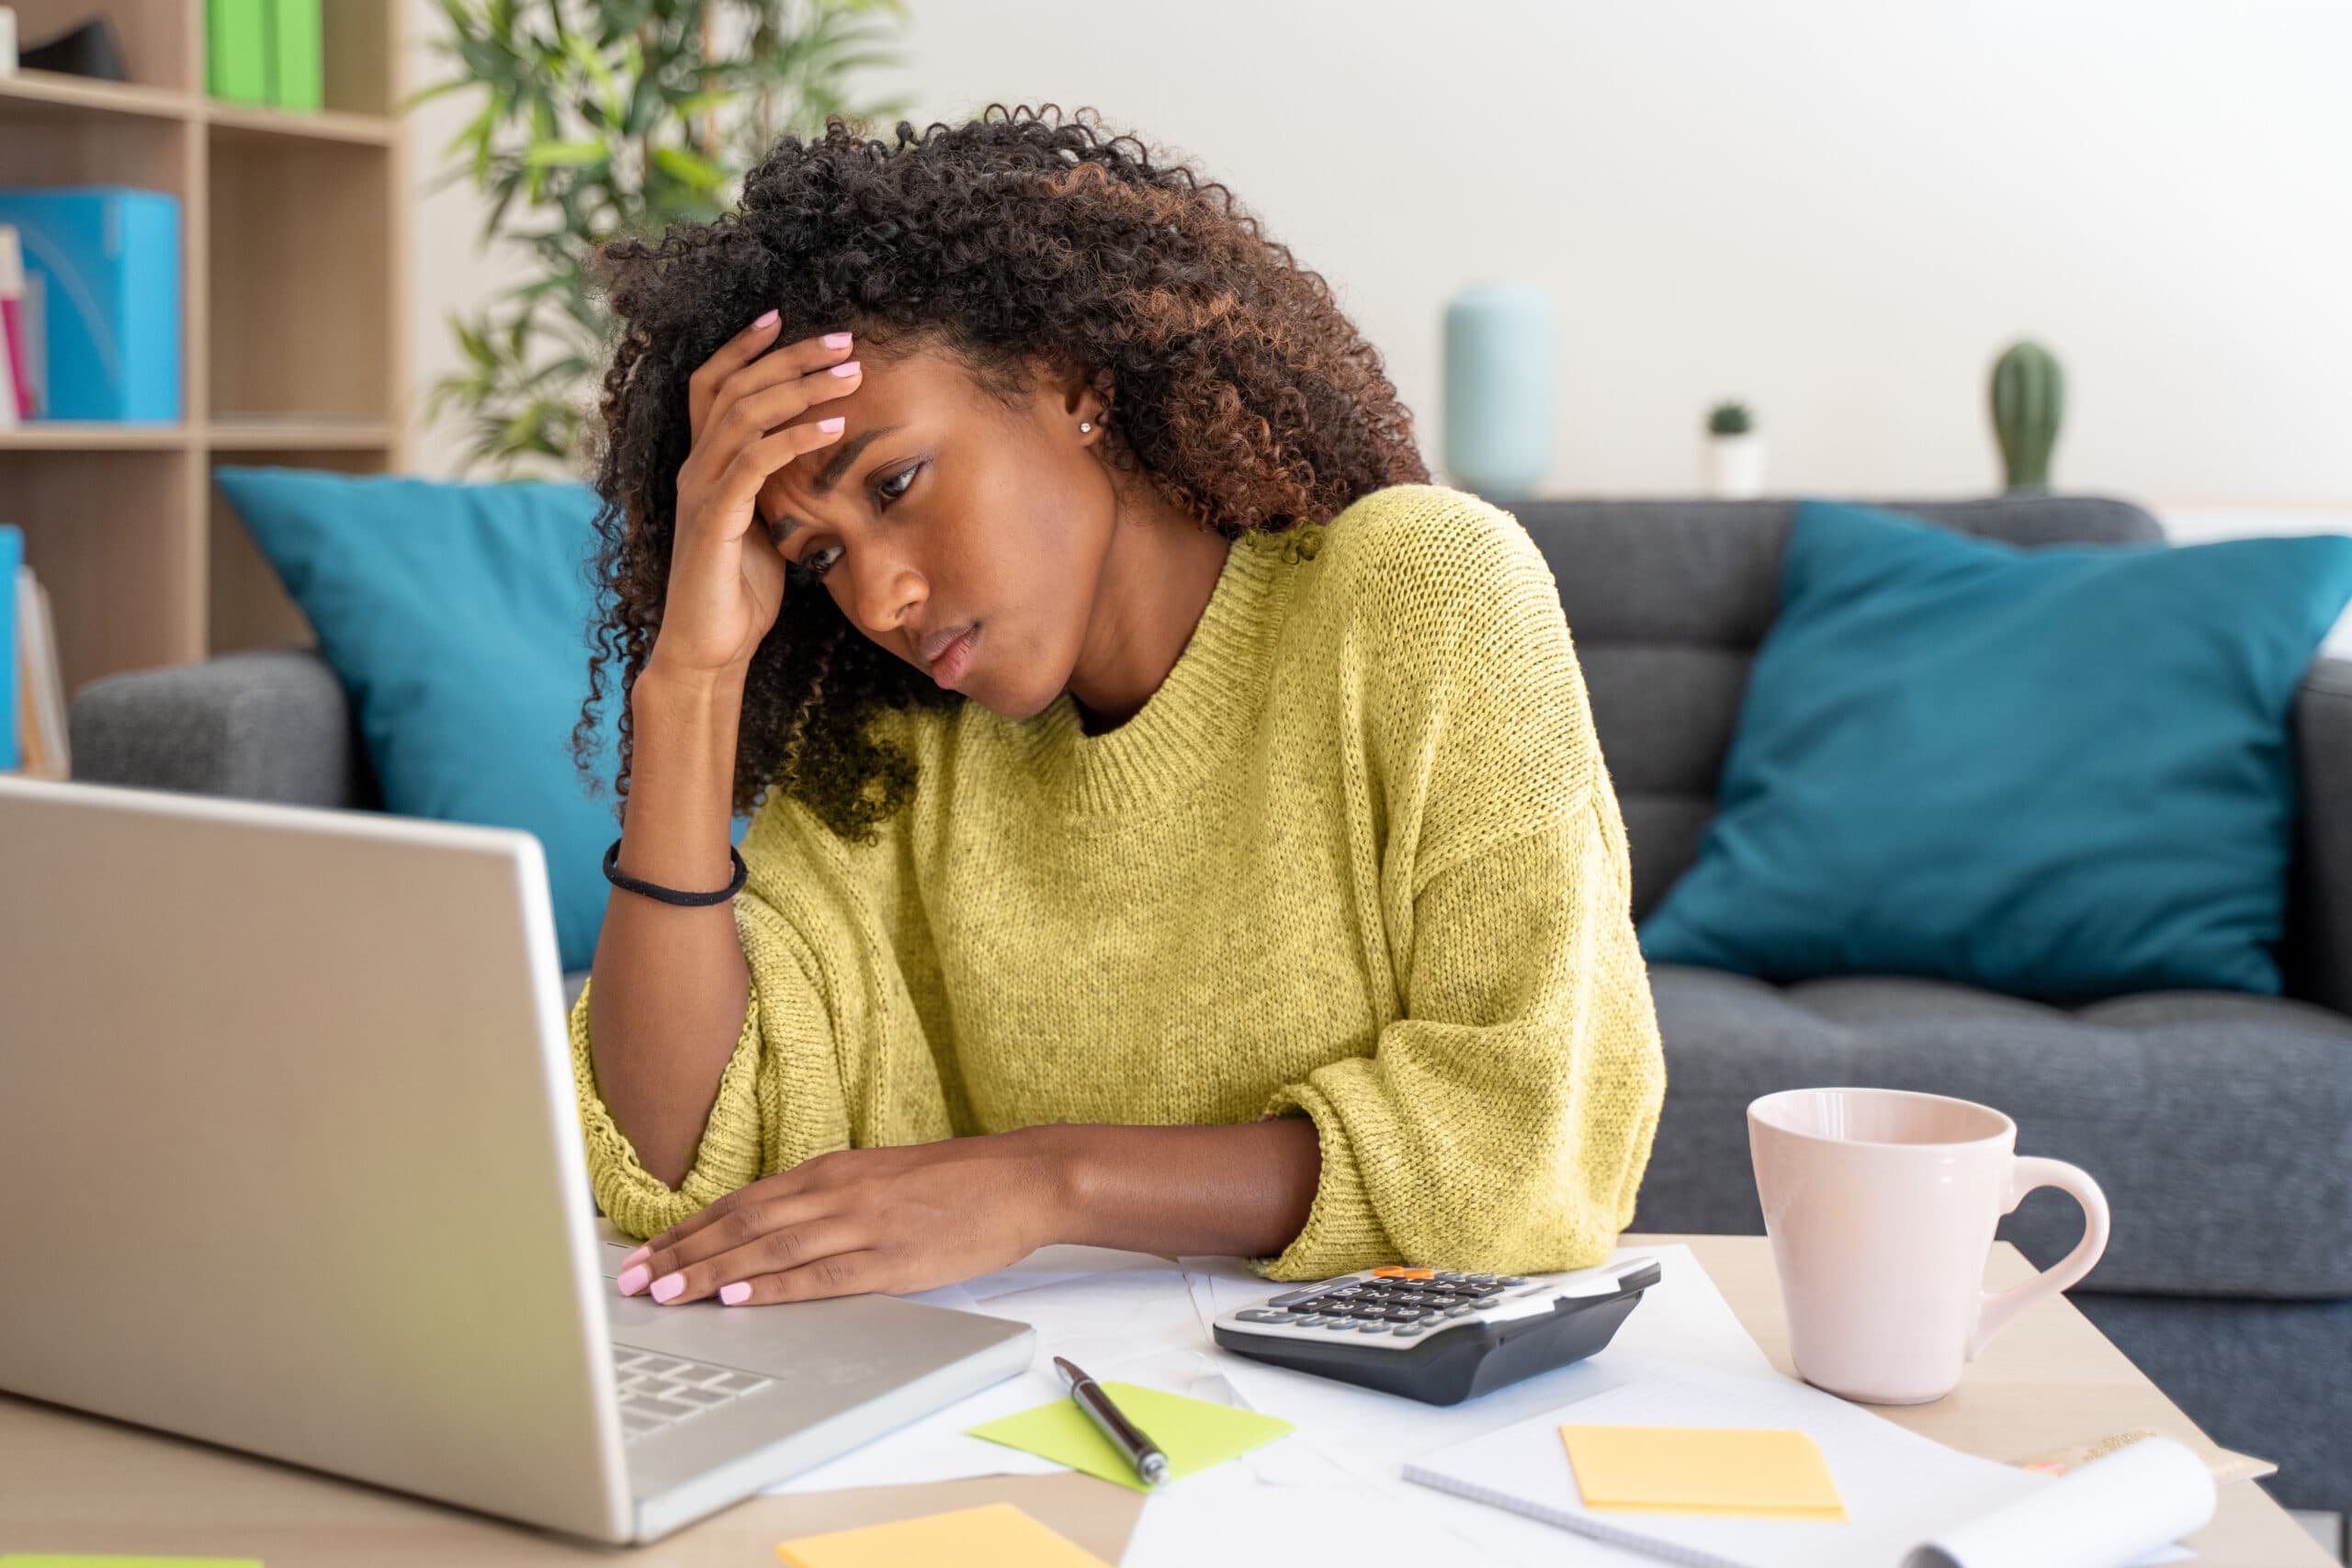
1638;499;2352;998
1634;963;2352;1298
1517;494;2167;921
211;467;752;974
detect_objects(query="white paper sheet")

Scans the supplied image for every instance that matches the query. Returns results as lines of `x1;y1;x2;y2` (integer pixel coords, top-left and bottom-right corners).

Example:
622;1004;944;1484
752;1238;1790;1568
754;1237;2188;1568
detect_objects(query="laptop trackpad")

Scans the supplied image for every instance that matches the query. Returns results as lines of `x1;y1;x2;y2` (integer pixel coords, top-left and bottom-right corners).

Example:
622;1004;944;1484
608;1281;960;1389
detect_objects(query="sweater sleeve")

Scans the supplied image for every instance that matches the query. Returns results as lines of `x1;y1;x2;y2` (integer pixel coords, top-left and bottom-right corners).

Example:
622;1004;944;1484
1254;503;1667;1280
569;800;956;1240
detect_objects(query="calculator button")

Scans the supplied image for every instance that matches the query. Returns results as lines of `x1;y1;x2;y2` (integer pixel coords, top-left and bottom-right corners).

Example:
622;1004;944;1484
1293;1315;1329;1328
1498;1277;1529;1286
1267;1287;1329;1308
1442;1304;1475;1316
1393;1323;1429;1337
1236;1310;1296;1324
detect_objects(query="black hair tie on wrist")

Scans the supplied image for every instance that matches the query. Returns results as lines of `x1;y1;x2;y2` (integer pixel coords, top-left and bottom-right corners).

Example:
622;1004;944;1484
602;837;748;906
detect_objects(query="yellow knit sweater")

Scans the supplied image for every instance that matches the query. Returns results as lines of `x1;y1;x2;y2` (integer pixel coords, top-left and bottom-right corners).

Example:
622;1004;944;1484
571;482;1666;1280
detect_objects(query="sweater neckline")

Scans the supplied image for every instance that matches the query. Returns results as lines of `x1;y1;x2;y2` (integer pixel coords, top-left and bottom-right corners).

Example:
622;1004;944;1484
996;525;1305;820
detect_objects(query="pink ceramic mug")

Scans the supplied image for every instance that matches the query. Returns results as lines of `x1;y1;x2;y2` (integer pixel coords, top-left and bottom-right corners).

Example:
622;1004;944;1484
1747;1086;2110;1404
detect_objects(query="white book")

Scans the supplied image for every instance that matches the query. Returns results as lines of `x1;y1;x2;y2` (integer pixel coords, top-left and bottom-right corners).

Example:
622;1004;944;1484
1402;1363;2206;1568
19;566;66;778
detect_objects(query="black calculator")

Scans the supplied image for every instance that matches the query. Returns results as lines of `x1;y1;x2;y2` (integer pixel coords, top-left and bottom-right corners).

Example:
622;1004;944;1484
1209;1258;1663;1405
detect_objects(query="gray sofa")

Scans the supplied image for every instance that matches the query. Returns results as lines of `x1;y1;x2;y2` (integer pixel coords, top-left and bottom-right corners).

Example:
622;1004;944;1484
68;493;2352;1517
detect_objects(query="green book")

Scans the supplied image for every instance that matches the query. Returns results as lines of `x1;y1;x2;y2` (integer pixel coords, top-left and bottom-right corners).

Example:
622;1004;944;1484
269;0;323;111
206;0;270;104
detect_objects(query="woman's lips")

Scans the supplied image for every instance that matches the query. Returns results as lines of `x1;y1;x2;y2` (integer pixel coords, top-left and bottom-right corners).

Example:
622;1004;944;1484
930;623;980;687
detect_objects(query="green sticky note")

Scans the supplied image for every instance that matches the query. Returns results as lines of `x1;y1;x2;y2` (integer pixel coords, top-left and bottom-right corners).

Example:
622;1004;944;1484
1;1559;263;1566
965;1381;1294;1492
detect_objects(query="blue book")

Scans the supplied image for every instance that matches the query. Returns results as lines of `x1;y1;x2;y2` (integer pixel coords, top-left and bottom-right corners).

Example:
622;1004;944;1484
0;187;183;423
0;525;20;771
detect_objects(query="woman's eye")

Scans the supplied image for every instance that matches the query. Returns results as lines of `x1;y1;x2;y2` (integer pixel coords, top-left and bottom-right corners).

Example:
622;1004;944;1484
786;465;919;585
789;545;842;583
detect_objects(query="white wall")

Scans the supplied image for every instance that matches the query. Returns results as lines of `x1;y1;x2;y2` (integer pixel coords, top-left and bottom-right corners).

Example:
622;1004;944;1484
404;0;2352;509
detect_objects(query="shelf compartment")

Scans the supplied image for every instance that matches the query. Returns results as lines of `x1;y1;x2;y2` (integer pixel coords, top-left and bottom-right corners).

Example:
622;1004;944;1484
6;2;198;94
3;446;204;693
206;132;391;423
0;85;193;192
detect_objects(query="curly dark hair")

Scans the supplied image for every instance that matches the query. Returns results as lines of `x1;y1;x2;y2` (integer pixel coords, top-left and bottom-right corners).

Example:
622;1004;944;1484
571;102;1430;843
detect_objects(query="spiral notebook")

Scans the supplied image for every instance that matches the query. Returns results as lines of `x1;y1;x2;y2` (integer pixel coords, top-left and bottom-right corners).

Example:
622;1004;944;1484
1401;1365;2194;1568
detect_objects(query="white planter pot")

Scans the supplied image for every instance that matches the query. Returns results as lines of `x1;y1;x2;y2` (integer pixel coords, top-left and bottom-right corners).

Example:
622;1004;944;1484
1705;433;1768;499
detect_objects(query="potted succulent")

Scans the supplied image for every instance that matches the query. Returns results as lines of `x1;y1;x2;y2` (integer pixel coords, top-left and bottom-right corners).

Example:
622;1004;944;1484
1704;400;1766;499
1990;339;2064;492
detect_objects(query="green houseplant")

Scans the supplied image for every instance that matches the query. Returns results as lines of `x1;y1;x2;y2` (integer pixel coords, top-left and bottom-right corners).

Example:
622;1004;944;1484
406;0;916;475
1703;399;1765;499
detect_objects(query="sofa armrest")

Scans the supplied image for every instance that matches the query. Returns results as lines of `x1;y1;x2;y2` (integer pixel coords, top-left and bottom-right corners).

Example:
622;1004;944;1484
2286;655;2352;1013
66;646;379;811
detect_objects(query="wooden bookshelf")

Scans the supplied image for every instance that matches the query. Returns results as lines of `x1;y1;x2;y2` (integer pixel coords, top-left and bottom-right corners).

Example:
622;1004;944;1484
0;0;410;696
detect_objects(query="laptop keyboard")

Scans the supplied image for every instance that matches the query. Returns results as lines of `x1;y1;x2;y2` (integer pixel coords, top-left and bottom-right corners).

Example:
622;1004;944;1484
610;1345;775;1443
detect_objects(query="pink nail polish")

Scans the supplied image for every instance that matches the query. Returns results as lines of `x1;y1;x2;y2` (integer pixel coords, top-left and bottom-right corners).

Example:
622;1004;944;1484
650;1272;685;1303
822;333;853;350
616;1264;649;1295
829;360;861;378
720;1281;752;1305
752;309;779;328
621;1244;650;1268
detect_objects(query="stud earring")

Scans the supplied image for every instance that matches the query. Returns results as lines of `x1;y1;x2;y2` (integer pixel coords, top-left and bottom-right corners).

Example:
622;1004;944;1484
1079;421;1093;434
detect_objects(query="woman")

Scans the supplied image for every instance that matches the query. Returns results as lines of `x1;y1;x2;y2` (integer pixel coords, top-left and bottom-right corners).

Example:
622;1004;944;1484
570;104;1664;1311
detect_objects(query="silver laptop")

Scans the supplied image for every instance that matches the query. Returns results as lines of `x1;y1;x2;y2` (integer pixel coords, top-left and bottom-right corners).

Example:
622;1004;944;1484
0;773;1035;1544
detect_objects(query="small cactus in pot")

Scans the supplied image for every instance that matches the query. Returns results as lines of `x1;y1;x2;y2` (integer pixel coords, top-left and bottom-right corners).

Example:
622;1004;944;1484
1990;341;2064;492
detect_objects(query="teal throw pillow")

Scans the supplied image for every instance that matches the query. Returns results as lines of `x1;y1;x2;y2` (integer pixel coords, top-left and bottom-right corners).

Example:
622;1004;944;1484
213;467;751;974
1637;498;2352;998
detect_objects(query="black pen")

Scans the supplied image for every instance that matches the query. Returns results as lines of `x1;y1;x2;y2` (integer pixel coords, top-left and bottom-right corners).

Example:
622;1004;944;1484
1054;1355;1170;1487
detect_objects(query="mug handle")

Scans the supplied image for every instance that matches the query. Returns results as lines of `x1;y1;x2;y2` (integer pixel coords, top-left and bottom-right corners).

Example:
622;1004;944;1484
1968;1156;2110;1359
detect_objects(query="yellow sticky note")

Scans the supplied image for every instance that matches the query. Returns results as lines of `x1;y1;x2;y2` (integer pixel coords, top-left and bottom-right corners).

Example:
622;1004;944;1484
965;1381;1295;1492
1559;1423;1849;1522
775;1500;1106;1568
